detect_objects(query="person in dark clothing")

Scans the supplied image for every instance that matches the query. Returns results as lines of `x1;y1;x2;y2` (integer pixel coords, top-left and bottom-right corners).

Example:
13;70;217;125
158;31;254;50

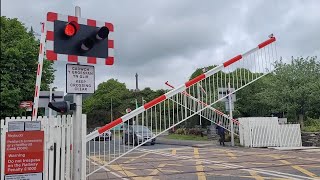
216;122;225;146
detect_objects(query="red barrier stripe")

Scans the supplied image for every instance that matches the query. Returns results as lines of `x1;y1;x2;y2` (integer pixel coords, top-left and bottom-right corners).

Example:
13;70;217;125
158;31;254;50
46;50;57;60
144;95;166;110
68;16;78;23
185;74;206;88
68;55;78;62
105;22;114;32
165;81;175;88
46;31;54;41
37;64;41;75
98;118;123;134
41;23;45;33
214;109;224;115
108;40;114;48
87;57;97;64
39;43;42;54
32;108;36;118
87;19;96;27
47;12;58;22
223;55;242;67
35;86;38;97
258;37;276;49
105;57;114;65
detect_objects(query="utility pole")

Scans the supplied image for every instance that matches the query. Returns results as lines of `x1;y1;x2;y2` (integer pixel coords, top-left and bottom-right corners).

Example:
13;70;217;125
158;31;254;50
228;82;234;146
135;73;139;91
73;6;83;180
111;98;113;121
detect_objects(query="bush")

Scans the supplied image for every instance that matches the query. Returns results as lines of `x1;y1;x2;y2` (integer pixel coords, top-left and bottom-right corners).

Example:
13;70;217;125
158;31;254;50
188;128;203;136
175;128;187;135
304;118;320;127
303;118;320;132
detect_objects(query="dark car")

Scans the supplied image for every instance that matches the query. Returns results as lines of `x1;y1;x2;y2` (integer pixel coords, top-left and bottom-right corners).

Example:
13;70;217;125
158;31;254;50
93;127;112;141
123;125;156;145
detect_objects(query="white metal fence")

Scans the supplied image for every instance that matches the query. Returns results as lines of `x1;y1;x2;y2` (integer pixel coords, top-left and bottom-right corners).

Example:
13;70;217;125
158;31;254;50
1;115;84;180
238;117;302;147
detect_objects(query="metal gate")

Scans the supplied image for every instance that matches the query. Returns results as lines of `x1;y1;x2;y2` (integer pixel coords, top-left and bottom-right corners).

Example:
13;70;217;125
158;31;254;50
86;36;278;178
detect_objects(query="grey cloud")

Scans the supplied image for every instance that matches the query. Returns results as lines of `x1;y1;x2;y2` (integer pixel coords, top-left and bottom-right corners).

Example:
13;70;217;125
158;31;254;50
2;0;319;91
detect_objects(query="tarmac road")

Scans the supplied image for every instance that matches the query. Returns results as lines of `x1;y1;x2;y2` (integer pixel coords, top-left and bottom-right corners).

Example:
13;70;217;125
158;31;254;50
86;137;320;179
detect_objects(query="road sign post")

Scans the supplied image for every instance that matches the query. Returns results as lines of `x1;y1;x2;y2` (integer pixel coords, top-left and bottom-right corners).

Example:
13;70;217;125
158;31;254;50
228;82;235;146
73;6;83;180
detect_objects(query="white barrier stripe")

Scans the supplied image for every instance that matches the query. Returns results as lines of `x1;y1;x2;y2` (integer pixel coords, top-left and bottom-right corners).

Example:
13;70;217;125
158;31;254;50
57;54;68;60
46;41;53;51
46;21;54;31
242;47;259;58
108;48;115;57
121;107;145;122
77;18;87;25
78;56;87;64
86;131;99;142
204;64;224;77
95;58;105;65
58;13;68;22
165;84;186;98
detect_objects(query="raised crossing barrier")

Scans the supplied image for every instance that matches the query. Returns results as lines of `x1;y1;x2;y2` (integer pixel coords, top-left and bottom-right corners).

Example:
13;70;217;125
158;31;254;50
85;36;278;178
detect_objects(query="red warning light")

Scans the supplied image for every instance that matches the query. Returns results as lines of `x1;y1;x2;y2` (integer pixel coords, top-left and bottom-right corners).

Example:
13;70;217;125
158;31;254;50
64;21;79;37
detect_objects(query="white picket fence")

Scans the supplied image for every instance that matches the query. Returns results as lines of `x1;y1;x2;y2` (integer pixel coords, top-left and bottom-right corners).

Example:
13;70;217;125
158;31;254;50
238;117;302;147
0;115;85;180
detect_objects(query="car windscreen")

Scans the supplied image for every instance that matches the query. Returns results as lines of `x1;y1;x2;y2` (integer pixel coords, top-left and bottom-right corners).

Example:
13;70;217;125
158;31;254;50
133;126;151;133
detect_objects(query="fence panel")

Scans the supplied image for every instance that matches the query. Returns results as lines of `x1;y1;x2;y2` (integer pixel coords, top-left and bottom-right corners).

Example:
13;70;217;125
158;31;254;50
238;117;302;147
0;115;76;180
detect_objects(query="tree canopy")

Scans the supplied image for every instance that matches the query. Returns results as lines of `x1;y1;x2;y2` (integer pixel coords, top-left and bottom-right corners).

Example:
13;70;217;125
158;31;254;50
0;16;55;118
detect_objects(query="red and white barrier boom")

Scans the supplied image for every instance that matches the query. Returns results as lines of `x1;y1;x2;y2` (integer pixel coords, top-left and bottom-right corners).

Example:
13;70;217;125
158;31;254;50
85;36;277;177
87;36;276;141
32;23;47;121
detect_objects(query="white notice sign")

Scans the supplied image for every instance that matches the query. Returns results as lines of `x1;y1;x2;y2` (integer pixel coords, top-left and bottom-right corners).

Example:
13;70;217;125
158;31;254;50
8;122;25;132
5;172;42;180
66;64;95;94
25;121;41;131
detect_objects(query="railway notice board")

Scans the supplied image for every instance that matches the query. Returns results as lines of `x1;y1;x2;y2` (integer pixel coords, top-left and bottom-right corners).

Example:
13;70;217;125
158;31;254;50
4;131;44;179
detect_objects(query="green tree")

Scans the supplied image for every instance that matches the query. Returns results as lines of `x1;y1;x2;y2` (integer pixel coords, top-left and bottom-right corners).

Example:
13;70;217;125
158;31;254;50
261;57;320;125
83;79;131;127
0;16;55;118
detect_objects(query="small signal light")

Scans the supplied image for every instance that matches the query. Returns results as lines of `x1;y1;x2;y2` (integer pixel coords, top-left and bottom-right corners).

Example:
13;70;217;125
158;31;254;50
96;26;109;40
64;21;79;37
81;38;95;51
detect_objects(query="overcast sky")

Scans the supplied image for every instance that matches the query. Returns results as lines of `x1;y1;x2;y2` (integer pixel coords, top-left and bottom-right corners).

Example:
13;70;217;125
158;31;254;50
2;0;320;91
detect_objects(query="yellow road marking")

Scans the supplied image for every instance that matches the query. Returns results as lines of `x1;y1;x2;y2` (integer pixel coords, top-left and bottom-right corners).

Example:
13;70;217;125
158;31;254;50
148;163;182;176
279;160;318;178
172;149;176;155
90;156;146;179
194;148;206;180
226;151;237;159
123;152;150;163
249;170;265;180
149;164;166;176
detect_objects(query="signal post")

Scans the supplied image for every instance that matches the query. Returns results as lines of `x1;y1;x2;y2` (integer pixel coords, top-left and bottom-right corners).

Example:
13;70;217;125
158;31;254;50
31;7;114;179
